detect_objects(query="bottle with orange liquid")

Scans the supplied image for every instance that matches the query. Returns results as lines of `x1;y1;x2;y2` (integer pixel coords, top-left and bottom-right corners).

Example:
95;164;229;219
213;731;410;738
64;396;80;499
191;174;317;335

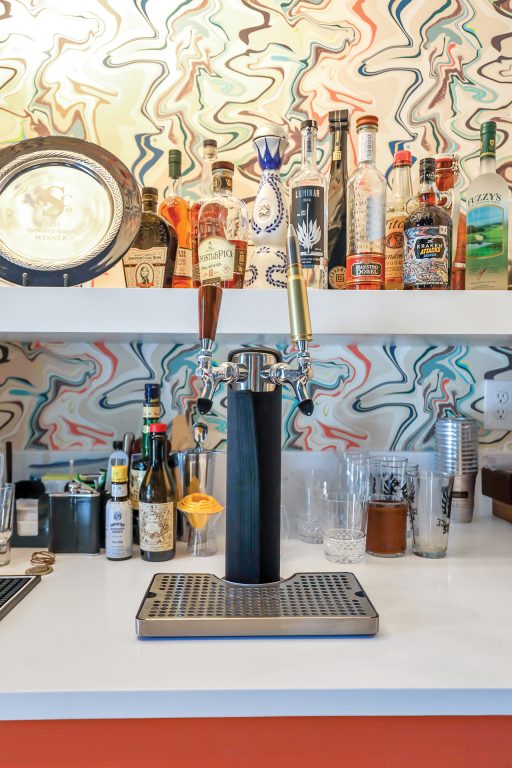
435;154;466;290
159;149;192;288
191;140;218;287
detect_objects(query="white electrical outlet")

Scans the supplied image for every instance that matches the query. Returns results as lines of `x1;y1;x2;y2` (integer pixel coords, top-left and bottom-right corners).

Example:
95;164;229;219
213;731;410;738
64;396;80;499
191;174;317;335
484;380;512;430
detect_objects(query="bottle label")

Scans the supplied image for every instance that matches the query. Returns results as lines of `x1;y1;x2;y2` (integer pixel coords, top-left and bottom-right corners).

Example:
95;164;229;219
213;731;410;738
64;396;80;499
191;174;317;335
291;186;325;269
198;236;235;284
385;214;407;287
466;202;508;289
358;131;375;163
173;246;193;278
212;174;233;193
106;499;132;558
143;405;160;419
403;226;449;287
328;266;346;289
139;501;174;552
123;247;167;288
111;483;128;499
129;467;147;511
345;253;385;287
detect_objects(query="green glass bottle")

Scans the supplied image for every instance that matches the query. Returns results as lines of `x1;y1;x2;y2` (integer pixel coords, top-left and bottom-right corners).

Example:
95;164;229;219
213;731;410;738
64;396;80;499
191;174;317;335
129;383;161;542
138;423;177;562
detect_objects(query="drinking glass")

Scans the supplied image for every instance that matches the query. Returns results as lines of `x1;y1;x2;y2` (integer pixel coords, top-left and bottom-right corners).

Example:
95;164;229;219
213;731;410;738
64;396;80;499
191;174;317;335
297;469;331;544
379;456;408;496
344;454;371;498
321;493;367;564
366;494;408;557
410;471;454;558
0;483;14;566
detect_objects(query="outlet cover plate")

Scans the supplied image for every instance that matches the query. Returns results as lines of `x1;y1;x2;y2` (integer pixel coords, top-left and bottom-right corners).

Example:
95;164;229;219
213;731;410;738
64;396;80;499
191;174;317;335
484;380;512;430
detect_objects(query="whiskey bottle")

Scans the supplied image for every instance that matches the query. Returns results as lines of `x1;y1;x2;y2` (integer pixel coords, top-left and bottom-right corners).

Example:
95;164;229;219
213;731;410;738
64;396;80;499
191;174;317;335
436;154;466;290
139;423;177;562
385;150;413;289
197;160;248;288
290;119;328;288
403;157;452;290
327;109;350;289
466;121;509;290
130;383;161;543
159;149;192;288
346;115;386;289
106;464;133;561
191;140;218;287
123;187;177;288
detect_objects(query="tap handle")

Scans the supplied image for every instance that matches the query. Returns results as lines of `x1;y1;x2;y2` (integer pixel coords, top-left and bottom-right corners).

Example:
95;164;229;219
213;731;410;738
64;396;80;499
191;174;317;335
286;224;313;343
198;284;222;341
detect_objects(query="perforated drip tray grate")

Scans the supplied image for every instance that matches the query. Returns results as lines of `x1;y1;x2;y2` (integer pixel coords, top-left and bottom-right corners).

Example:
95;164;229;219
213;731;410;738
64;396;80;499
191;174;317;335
136;572;379;637
0;575;41;622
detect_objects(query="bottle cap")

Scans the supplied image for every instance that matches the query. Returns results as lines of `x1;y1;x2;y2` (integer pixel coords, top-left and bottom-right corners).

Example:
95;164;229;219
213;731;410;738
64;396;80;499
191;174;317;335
111;464;128;483
149;423;167;433
141;186;158;197
394;149;412;166
168;149;182;179
212;160;234;173
420;157;436;172
328;109;350;126
300;119;318;130
113;440;123;450
203;139;217;148
481;121;496;137
144;383;160;401
356;114;378;130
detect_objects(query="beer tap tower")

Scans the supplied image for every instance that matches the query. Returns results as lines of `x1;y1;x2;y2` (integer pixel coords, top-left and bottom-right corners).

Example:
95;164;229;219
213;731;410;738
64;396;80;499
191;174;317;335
136;226;378;637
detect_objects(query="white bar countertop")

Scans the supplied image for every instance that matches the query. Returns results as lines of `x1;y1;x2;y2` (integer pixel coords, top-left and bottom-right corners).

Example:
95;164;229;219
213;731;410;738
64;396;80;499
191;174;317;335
1;511;512;721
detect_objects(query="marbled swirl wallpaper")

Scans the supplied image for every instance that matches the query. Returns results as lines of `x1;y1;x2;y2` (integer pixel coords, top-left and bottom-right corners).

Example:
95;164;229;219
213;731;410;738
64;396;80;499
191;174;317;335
0;1;511;454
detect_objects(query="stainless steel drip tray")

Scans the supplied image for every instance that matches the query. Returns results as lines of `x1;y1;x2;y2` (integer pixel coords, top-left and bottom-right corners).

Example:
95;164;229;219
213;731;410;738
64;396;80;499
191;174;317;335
136;572;379;638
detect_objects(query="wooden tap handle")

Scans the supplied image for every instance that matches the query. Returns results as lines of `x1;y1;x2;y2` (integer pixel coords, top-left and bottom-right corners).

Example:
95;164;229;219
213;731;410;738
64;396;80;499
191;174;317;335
198;285;222;341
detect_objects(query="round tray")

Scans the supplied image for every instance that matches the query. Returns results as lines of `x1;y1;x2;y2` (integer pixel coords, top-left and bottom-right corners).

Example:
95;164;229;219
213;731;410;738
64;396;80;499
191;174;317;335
0;136;141;286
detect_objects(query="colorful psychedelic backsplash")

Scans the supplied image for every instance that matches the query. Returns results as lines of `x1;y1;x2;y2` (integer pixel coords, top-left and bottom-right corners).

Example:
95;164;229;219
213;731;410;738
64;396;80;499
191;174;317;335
0;340;511;453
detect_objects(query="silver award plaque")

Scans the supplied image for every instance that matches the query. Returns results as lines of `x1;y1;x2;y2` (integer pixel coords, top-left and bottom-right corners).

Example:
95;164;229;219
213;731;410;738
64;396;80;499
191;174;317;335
0;136;141;286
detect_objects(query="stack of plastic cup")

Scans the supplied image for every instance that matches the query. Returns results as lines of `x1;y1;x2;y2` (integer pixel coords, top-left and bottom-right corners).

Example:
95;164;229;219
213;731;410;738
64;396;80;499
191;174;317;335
435;417;479;523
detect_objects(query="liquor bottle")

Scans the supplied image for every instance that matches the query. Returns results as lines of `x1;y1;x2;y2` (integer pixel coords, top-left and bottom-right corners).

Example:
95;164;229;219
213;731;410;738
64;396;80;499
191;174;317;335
436;154;466;290
197;160;248;288
403;157;452;290
385;150;413;290
466;121;509;290
106;464;133;561
105;440;129;493
346;115;386;290
191;140;218;288
138;423;177;562
327;109;350;289
159;149;192;288
290;119;328;289
130;383;161;540
123;187;177;288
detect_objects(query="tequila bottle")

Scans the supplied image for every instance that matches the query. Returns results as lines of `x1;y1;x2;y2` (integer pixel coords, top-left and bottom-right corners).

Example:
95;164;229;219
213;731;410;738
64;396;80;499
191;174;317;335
159;149;192;288
403;158;451;290
191;140;217;287
466;122;509;290
327;109;350;289
385;150;413;289
346;115;386;289
197;160;248;289
123;187;177;288
436;154;466;290
290;119;328;289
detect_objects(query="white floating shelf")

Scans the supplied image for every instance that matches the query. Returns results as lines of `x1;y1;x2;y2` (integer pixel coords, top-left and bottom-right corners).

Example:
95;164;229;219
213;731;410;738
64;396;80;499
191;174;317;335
0;287;510;344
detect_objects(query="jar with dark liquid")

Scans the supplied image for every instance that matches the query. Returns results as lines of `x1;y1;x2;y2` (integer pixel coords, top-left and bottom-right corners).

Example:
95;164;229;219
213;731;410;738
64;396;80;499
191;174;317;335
366;494;408;557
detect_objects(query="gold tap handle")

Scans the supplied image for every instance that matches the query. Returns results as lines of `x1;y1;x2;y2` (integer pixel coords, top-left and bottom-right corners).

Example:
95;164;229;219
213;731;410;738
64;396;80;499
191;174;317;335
198;284;222;341
286;224;313;343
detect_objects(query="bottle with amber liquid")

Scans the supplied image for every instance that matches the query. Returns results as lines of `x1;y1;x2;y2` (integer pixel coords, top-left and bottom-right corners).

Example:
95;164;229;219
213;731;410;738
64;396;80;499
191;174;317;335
403;158;452;290
385;150;413;289
191;140;218;287
435;154;466;290
159;150;192;288
138;423;177;562
197;160;248;288
123;187;177;288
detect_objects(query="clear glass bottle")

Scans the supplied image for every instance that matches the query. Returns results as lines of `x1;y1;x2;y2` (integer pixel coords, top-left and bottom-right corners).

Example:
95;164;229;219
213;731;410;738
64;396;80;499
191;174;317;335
385;150;413;290
197;160;248;289
403;157;452;290
436;154;466;290
123;187;177;288
466;121;509;290
106;464;133;561
191;140;217;287
327;109;350;289
159;149;192;288
290;119;328;289
346;115;386;290
138;423;177;562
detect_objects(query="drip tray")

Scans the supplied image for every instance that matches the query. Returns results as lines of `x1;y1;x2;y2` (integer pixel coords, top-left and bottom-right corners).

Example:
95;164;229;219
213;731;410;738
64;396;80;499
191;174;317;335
136;572;379;637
